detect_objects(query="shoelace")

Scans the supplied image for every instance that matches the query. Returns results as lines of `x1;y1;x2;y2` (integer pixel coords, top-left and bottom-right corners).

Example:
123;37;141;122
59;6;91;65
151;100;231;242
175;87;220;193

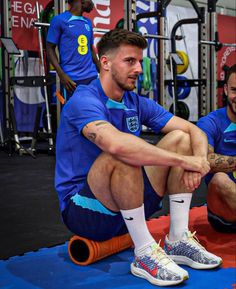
150;240;172;266
186;231;205;250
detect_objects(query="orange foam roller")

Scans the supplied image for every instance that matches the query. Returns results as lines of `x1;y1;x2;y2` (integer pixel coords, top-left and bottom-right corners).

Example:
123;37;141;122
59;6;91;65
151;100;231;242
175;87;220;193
55;90;65;105
68;233;133;266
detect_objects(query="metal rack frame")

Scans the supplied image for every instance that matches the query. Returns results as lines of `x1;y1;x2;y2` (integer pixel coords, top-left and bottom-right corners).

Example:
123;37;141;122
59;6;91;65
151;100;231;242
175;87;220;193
0;0;68;155
1;0;18;153
123;0;220;119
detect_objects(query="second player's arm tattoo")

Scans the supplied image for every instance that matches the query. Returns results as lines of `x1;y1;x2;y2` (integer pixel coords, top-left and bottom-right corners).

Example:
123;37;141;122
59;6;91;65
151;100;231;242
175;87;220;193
208;145;236;173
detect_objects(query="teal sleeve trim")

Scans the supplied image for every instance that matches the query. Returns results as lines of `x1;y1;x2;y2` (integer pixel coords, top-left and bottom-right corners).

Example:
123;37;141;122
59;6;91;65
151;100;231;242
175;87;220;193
224;123;236;133
106;99;136;111
68;16;88;23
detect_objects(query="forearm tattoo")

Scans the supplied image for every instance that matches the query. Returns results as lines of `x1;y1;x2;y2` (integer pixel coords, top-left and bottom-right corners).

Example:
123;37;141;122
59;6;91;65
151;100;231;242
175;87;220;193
86;121;108;143
227;157;234;166
215;157;225;165
209;153;236;173
96;121;108;126
87;133;97;143
209;154;215;160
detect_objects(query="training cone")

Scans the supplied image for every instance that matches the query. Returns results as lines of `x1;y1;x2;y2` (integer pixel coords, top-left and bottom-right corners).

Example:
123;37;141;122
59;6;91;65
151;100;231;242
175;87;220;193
68;233;133;266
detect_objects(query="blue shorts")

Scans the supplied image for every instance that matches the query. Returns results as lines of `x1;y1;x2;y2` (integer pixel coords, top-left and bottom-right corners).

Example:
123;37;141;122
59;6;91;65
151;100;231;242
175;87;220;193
62;168;163;241
208;209;236;233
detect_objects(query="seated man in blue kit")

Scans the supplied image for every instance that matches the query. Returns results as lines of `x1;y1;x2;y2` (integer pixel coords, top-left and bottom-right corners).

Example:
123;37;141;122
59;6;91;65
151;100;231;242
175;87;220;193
46;0;99;101
55;29;222;286
197;64;236;233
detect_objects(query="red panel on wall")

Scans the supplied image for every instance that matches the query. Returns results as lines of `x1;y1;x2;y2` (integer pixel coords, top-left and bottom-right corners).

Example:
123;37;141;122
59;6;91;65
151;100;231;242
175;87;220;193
11;0;50;51
10;0;123;52
217;14;236;107
84;1;123;48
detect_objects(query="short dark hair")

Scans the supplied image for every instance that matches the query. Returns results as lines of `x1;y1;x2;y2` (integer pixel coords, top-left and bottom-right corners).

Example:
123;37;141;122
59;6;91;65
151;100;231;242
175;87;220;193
97;29;147;58
225;64;236;83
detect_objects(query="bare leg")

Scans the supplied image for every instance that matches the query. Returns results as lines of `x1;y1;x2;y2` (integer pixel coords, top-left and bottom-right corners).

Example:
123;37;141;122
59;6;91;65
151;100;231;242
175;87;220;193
88;153;156;252
207;173;236;222
167;132;193;194
144;130;192;195
144;130;194;241
166;132;195;241
88;152;144;211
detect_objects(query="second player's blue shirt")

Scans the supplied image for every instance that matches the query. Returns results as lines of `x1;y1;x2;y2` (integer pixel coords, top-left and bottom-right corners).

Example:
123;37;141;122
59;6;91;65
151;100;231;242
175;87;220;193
46;11;97;81
197;107;236;184
55;79;173;212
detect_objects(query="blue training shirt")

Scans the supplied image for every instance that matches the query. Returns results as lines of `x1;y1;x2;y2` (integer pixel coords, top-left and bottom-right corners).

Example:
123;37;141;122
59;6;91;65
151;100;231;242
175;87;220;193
197;107;236;184
46;11;97;81
55;79;173;212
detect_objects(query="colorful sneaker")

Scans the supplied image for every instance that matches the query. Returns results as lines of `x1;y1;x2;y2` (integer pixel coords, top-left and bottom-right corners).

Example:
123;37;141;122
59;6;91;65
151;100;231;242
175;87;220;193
131;242;189;286
164;231;222;269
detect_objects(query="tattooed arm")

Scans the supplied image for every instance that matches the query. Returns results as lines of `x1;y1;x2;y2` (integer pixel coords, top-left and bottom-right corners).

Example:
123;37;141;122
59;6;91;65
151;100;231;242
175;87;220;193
208;144;236;173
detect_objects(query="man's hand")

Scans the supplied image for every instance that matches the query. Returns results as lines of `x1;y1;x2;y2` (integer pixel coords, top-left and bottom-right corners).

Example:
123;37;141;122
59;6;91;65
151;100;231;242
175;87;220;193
182;171;202;191
182;156;210;177
46;43;77;93
59;73;77;93
180;156;210;191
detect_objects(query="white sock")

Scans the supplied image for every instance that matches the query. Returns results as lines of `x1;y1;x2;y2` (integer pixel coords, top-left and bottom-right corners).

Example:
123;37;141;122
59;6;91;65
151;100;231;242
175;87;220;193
120;204;155;256
169;193;192;241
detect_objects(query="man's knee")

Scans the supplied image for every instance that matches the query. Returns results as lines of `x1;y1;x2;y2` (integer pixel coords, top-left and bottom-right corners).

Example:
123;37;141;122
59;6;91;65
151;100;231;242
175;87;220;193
90;152;142;177
158;130;191;154
208;172;236;208
175;130;191;154
209;172;231;193
208;173;236;222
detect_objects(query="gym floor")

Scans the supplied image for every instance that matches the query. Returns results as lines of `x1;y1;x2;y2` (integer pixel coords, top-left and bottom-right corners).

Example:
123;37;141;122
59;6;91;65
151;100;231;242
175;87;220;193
0;148;72;260
1;138;235;289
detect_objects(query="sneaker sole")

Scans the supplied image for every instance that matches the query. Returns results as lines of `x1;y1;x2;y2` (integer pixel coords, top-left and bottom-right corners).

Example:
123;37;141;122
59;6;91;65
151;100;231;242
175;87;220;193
130;263;188;286
168;255;222;269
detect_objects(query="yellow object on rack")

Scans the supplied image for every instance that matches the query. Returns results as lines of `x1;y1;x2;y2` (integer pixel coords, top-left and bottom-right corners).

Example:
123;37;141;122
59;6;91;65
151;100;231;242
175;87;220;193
176;50;189;74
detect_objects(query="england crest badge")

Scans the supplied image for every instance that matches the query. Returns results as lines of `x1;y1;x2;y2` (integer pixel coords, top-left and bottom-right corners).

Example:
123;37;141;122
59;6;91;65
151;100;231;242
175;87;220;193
126;116;139;132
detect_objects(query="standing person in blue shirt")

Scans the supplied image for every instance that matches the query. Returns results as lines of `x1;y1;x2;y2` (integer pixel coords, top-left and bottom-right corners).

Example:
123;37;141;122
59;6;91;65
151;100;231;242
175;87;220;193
197;64;236;233
55;29;222;287
46;0;99;101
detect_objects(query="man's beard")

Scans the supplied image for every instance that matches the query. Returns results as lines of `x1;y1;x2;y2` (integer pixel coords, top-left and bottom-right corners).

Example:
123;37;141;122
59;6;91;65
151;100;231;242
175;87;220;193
227;97;236;116
112;71;137;91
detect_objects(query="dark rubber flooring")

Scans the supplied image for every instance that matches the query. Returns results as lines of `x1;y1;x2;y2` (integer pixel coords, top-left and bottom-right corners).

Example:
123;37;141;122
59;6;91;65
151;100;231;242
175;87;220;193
0;149;73;260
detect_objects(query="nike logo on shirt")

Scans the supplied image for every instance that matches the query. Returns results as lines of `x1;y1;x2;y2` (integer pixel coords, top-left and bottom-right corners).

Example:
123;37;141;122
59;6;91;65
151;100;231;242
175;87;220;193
69;25;75;28
224;138;236;143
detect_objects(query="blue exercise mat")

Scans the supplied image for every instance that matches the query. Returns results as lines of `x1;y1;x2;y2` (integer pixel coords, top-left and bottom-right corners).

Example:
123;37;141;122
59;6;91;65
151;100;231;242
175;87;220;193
0;243;235;289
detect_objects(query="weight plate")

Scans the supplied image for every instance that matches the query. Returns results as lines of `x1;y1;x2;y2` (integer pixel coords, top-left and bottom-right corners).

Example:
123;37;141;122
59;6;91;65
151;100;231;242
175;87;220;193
168;75;191;99
169;101;190;120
